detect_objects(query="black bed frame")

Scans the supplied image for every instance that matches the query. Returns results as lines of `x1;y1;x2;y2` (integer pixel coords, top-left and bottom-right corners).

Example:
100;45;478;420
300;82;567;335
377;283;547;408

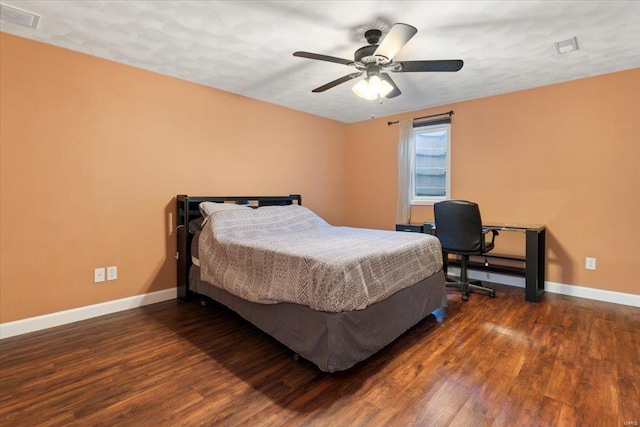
176;194;302;300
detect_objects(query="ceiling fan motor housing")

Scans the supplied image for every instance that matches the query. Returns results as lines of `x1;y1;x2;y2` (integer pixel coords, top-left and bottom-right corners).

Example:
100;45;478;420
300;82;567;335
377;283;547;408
354;45;378;63
355;28;394;65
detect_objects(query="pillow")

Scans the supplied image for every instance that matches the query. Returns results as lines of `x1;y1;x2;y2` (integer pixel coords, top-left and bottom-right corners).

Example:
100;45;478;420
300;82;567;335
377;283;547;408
188;217;204;234
199;201;251;217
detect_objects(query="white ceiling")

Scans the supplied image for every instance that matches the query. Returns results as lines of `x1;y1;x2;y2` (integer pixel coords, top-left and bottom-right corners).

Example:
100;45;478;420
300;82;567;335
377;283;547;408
1;1;639;123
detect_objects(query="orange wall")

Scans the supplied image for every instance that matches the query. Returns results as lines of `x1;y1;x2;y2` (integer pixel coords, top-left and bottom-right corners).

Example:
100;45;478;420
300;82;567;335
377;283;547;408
2;33;638;324
346;68;640;296
0;34;348;323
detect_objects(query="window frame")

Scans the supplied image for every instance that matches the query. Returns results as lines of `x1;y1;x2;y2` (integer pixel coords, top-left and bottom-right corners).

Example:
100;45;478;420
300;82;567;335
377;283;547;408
409;120;451;206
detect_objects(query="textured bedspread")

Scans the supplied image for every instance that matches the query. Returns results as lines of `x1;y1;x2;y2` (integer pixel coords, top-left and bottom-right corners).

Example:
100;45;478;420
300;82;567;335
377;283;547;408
198;205;442;312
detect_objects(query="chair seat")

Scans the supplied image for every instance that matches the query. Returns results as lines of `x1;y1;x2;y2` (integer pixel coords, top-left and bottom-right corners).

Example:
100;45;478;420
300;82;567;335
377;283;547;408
443;241;494;257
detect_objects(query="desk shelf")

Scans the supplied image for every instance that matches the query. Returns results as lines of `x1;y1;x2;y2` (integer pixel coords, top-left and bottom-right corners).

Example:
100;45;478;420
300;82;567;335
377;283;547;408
446;253;526;277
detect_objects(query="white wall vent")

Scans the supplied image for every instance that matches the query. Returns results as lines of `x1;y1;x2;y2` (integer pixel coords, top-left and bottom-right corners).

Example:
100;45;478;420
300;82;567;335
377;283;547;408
554;36;579;54
0;3;40;28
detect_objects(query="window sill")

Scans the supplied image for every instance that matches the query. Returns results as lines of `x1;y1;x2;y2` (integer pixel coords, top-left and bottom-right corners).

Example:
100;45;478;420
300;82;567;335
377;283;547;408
411;198;445;206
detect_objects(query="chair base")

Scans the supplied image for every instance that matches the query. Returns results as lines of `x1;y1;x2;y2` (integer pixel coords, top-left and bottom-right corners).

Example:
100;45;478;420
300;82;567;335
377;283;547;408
446;277;496;301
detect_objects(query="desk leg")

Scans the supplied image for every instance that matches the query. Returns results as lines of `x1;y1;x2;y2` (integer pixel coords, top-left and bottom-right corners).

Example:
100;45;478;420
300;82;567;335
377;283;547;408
525;228;545;302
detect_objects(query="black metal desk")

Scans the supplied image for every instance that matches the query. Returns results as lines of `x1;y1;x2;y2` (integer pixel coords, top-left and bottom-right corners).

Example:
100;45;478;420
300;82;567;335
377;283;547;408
423;221;546;302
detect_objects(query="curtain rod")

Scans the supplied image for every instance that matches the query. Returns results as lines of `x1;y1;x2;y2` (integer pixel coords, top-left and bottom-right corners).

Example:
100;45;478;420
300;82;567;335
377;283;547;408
387;110;454;126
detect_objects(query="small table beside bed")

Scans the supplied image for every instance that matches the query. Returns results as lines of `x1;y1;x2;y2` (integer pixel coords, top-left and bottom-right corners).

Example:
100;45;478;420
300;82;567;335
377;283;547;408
176;194;446;372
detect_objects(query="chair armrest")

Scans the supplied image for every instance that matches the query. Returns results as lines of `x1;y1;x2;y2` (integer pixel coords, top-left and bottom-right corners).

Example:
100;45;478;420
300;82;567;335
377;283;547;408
482;227;500;246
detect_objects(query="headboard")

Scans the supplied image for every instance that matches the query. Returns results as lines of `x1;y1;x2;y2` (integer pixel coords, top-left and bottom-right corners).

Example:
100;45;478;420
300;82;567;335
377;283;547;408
176;194;302;300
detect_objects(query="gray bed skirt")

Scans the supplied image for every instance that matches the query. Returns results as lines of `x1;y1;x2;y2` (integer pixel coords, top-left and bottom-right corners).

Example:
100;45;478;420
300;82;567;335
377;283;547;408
189;267;446;372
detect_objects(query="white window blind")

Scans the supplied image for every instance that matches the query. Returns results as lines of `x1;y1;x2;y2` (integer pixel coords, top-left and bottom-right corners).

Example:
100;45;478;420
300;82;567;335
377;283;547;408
410;118;451;205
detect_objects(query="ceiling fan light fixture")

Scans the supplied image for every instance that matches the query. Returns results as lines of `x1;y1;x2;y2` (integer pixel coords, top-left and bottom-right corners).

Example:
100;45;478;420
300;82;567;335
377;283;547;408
352;75;393;100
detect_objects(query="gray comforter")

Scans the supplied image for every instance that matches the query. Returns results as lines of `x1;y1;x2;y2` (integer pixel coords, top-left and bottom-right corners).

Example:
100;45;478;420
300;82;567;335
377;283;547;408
198;204;442;312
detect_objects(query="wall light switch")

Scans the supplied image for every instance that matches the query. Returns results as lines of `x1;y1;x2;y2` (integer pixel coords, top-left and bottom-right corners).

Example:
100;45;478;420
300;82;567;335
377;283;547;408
585;257;596;270
94;268;105;283
107;266;117;281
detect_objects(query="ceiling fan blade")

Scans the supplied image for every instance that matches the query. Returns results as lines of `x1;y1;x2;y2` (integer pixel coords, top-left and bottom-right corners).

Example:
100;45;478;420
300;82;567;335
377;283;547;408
380;73;401;98
311;72;363;93
374;23;418;60
293;51;353;66
395;60;464;72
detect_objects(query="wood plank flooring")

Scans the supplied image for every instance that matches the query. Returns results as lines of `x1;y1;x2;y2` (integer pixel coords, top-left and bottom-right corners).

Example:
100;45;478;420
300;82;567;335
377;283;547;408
1;284;639;426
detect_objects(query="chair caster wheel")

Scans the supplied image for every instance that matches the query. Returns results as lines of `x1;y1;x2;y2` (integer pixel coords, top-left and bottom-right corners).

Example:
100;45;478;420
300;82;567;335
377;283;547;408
490;292;496;298
462;294;469;301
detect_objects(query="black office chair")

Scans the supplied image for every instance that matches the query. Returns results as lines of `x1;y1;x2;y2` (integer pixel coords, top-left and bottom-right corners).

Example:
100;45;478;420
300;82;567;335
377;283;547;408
434;200;498;301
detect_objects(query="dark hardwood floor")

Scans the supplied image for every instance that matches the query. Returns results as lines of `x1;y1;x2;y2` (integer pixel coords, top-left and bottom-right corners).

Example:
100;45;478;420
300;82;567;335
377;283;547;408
1;284;639;426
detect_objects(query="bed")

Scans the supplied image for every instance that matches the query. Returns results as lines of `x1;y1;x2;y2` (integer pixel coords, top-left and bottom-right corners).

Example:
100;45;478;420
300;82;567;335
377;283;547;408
176;194;446;372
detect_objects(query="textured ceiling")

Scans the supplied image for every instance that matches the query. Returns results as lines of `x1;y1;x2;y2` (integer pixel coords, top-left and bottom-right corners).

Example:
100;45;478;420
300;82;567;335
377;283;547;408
1;1;639;123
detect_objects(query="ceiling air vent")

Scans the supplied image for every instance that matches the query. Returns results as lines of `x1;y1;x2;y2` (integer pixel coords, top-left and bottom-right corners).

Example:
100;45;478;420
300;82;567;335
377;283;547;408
554;37;579;54
0;3;40;28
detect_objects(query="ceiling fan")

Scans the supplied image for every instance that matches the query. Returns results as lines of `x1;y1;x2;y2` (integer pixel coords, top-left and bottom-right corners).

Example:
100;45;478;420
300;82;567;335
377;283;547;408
293;23;463;100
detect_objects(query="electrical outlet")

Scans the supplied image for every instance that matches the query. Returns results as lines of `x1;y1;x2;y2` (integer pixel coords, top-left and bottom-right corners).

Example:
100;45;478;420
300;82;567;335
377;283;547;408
585;257;596;270
94;268;105;283
107;266;117;281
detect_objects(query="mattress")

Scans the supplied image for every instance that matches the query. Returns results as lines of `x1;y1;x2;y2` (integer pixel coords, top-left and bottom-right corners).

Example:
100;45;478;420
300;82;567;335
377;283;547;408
197;204;443;312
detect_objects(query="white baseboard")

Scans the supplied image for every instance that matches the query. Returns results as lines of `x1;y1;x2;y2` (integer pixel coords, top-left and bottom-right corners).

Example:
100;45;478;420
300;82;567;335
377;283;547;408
544;281;640;307
448;267;640;308
0;288;177;339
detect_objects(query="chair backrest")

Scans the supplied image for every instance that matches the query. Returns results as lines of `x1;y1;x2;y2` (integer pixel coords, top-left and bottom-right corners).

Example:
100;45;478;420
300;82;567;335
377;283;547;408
434;200;484;254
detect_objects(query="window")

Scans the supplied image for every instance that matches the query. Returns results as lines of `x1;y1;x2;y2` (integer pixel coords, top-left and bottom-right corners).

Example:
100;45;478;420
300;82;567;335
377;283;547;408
410;119;451;205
